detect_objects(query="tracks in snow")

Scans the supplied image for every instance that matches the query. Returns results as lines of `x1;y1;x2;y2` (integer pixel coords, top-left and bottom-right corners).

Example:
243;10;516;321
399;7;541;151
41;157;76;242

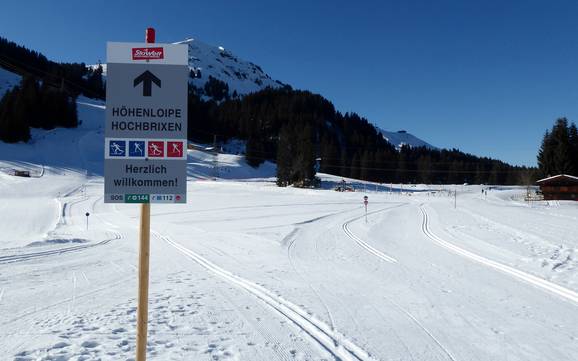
0;232;121;265
341;205;406;264
158;231;378;361
287;236;337;336
342;204;460;360
419;205;578;306
0;181;123;265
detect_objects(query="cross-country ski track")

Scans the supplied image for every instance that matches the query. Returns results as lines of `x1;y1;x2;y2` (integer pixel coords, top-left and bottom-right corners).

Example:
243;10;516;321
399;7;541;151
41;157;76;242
341;204;403;264
419;205;578;305
159;231;377;361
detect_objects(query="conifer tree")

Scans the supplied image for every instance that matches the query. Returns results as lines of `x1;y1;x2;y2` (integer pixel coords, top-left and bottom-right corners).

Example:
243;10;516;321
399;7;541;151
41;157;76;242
246;135;265;168
537;118;576;177
417;155;432;184
87;63;105;99
18;76;41;128
360;150;371;181
276;125;293;186
292;124;316;186
0;87;30;143
569;123;578;174
350;154;361;180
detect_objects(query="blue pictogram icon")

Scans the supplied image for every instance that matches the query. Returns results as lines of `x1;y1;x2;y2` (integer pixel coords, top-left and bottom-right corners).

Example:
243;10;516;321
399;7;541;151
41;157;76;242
129;141;146;157
109;140;126;157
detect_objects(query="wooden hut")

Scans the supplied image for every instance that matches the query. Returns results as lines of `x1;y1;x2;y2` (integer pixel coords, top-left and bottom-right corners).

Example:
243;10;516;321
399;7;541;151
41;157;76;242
13;170;31;177
536;174;578;201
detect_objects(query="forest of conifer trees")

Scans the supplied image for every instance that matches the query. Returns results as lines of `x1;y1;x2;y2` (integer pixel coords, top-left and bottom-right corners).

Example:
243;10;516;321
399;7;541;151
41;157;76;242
0;37;555;187
0;37;106;143
0;37;105;99
186;86;533;186
0;77;78;143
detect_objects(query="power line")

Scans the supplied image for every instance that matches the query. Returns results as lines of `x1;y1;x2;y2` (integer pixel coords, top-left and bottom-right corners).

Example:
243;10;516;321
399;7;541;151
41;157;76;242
0;54;104;99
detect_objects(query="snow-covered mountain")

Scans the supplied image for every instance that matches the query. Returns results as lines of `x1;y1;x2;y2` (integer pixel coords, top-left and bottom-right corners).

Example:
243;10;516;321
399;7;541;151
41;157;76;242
377;128;438;150
176;38;284;96
94;38;284;97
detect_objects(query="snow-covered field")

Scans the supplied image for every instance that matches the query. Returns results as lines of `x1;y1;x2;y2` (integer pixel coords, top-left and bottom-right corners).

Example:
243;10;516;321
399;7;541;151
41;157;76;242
1;101;578;361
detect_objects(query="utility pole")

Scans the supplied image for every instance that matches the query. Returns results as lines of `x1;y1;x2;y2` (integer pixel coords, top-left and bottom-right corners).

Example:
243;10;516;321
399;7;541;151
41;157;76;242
212;134;218;181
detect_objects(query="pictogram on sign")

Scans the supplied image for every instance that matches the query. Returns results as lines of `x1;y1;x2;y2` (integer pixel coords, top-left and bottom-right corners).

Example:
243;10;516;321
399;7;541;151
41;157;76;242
129;141;146;157
148;141;164;157
109;140;126;157
167;141;183;158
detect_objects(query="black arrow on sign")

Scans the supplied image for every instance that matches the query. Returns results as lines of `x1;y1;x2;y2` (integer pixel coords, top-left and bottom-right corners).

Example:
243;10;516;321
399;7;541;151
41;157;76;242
133;70;161;97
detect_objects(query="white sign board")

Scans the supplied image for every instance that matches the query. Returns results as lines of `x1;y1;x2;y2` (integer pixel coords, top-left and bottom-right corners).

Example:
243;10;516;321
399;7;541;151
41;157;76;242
104;42;188;204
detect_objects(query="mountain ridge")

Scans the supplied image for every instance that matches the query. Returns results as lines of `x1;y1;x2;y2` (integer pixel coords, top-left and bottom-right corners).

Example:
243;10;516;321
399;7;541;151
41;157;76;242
176;38;284;96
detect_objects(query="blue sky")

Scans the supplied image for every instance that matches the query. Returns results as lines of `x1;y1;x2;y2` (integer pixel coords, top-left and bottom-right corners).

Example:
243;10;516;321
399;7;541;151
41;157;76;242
2;0;578;166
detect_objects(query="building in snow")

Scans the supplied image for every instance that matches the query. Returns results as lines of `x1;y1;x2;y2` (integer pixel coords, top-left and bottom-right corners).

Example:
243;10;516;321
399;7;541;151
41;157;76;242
536;174;578;201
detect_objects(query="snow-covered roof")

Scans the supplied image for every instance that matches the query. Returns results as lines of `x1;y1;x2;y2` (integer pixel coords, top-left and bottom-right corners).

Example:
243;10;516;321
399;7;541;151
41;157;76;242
536;174;578;184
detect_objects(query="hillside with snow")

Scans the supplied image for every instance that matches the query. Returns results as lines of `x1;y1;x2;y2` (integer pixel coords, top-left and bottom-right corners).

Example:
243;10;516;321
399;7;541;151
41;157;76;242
378;128;438;150
0;67;21;95
177;38;284;96
94;38;284;97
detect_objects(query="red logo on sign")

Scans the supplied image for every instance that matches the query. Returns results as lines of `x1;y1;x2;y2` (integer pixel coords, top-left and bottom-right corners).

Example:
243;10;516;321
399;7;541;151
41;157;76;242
148;141;164;157
132;47;164;60
167;141;183;158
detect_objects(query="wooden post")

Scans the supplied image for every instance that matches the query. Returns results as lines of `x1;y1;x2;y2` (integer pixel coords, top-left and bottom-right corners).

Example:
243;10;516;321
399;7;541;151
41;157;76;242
136;27;155;361
136;202;151;361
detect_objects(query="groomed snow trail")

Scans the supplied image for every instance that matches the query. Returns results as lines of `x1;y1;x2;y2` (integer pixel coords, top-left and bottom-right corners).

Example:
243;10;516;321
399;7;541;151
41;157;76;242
342;205;405;264
0;232;120;264
342;204;460;361
419;205;578;305
158;231;379;361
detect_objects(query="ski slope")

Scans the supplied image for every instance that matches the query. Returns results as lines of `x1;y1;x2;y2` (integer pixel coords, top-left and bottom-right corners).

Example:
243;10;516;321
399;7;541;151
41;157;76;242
0;67;21;95
1;101;578;360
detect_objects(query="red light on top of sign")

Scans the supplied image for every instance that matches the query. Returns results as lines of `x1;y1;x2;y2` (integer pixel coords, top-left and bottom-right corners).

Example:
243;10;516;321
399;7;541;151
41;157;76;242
145;28;156;44
132;47;164;60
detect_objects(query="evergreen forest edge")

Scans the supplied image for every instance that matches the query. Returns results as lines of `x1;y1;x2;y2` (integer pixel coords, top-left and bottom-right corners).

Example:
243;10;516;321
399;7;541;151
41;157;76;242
2;36;575;186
